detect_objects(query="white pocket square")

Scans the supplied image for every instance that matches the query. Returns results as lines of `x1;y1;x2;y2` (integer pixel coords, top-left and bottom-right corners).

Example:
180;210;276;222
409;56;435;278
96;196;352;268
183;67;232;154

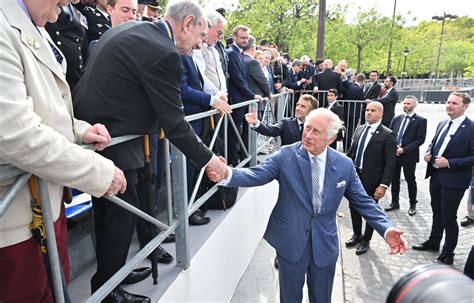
336;181;346;188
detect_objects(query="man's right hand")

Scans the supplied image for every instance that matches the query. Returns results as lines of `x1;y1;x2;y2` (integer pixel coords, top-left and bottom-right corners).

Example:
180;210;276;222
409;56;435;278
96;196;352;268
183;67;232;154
212;94;232;114
424;153;432;162
254;94;263;101
105;167;127;197
206;155;228;182
245;107;259;125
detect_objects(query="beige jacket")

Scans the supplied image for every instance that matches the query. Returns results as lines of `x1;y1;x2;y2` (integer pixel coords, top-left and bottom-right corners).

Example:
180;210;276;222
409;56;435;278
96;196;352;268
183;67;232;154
0;2;115;248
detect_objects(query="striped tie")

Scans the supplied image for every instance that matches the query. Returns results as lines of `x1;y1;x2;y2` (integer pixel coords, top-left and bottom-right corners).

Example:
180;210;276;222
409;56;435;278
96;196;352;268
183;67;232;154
311;157;321;214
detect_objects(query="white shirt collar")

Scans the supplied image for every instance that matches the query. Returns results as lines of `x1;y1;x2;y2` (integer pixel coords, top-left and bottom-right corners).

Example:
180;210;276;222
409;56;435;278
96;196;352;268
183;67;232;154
367;120;381;130
450;114;467;126
308;146;328;164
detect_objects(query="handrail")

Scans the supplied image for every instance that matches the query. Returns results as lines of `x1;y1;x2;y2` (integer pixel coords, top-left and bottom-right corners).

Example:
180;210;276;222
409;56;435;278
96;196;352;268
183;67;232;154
0;91;296;302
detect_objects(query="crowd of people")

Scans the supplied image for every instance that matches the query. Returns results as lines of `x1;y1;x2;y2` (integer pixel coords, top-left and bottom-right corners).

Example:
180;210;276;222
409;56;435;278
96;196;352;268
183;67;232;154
0;0;472;302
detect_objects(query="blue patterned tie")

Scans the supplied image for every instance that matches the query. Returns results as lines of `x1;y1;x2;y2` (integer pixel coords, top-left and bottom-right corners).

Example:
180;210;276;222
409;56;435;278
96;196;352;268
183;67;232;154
430;121;452;164
396;116;410;145
311;157;321;214
354;126;371;168
48;41;63;64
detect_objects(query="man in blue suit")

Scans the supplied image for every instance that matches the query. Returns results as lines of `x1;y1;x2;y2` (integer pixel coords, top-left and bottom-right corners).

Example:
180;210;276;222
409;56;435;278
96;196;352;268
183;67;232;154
226;25;262;166
245;94;318;146
208;108;408;302
413;92;474;265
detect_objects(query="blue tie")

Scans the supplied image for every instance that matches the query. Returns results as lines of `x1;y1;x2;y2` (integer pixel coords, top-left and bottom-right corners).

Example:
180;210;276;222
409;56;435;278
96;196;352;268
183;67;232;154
431;121;452;163
396;116;410;145
48;41;63;64
355;126;371;168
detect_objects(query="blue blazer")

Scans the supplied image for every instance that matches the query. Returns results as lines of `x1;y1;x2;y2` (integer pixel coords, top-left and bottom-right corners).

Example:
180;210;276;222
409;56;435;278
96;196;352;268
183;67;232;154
180;55;211;135
226;143;394;267
254;117;301;146
389;113;427;163
425;117;474;189
226;44;255;104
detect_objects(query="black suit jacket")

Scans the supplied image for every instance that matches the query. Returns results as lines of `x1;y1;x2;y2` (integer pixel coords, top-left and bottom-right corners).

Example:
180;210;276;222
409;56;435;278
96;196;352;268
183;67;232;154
425;117;474;190
364;82;381;100
73;21;212;171
389;113;427;163
254;117;301;146
244;55;270;97
45;5;88;90
328;101;344;148
347;123;397;191
314;69;343;93
375;88;399;127
226;44;255;104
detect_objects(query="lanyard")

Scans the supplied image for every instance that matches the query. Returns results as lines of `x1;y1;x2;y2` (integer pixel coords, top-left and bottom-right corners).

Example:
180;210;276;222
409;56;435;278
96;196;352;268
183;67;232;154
159;19;174;42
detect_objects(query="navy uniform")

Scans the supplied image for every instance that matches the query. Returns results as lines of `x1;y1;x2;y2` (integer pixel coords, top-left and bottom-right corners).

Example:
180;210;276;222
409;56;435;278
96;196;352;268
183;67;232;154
45;5;88;90
73;2;111;43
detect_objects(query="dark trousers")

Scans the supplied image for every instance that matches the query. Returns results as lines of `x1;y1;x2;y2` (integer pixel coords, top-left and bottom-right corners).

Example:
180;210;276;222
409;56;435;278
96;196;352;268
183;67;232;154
428;170;465;255
91;169;138;292
349;170;378;241
277;237;335;303
0;205;69;303
228;107;246;167
391;160;417;205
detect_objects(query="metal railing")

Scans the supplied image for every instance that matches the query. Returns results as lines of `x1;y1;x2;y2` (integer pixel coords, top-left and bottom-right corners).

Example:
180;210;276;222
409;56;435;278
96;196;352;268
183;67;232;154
0;91;371;302
0;96;273;302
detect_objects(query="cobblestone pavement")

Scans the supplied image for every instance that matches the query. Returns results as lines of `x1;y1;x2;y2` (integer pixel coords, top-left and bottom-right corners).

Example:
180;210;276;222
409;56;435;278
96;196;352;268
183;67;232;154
337;103;474;303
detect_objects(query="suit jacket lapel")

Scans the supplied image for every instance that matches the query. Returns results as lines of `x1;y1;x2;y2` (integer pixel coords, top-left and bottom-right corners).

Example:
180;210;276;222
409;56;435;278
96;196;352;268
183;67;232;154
322;149;337;209
7;5;66;81
366;124;382;148
443;118;469;154
296;144;312;199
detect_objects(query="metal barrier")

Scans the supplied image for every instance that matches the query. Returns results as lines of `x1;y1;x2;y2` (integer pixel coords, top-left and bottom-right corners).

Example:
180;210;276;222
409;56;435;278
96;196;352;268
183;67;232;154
0;97;267;302
0;91;368;301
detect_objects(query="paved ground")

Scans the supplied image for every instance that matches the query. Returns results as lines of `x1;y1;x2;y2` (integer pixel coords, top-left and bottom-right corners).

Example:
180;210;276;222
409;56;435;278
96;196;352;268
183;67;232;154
232;103;474;302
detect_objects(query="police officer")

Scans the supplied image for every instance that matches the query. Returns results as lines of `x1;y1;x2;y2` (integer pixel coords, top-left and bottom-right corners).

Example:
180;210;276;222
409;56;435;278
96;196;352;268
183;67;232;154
46;0;88;89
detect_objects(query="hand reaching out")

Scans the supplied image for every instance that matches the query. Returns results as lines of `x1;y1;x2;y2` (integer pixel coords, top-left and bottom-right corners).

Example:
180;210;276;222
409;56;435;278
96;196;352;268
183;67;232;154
206;155;228;182
245;107;259;125
386;227;408;255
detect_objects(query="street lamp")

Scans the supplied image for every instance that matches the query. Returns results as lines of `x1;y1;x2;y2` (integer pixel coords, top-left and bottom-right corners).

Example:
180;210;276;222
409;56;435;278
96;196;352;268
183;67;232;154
402;47;409;78
432;12;457;79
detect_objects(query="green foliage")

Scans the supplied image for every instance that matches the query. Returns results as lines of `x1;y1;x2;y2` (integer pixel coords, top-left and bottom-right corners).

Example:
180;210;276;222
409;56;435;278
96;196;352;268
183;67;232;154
225;2;474;78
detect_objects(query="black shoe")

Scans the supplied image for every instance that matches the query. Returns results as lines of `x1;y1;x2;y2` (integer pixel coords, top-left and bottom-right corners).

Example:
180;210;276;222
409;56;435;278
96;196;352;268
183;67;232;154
274;256;279;269
461;216;474;227
345;234;363;248
103;287;151;303
355;239;370;255
412;240;440;251
162;233;176;243
189;213;211;225
121;267;152;285
434;253;454;265
408;204;417;216
156;245;174;263
385;203;400;212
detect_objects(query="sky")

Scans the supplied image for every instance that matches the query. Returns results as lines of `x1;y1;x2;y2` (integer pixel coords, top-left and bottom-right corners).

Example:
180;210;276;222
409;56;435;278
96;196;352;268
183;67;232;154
203;0;474;26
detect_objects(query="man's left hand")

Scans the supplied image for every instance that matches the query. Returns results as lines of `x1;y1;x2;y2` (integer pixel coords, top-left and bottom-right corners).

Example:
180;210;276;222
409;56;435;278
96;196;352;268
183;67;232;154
386;227;408;255
83;123;111;151
374;186;386;200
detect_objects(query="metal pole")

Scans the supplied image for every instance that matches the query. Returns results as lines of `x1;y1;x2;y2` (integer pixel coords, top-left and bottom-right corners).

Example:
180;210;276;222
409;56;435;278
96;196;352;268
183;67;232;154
37;178;66;303
435;16;446;79
316;0;326;59
386;0;397;76
170;144;190;269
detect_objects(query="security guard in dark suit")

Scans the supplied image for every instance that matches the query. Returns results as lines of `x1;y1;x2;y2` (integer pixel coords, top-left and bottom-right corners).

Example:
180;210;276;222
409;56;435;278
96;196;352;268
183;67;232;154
46;4;88;90
73;1;111;43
